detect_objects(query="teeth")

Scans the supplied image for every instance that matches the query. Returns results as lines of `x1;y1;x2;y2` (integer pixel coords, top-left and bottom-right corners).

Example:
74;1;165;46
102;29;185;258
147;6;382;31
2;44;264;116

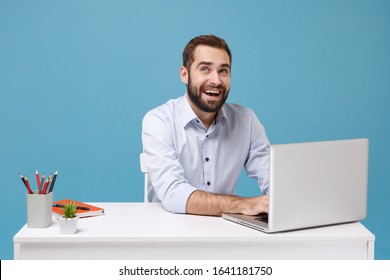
205;90;219;95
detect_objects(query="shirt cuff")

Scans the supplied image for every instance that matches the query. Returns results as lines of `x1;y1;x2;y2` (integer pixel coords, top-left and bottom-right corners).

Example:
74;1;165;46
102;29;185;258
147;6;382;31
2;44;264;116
161;184;198;214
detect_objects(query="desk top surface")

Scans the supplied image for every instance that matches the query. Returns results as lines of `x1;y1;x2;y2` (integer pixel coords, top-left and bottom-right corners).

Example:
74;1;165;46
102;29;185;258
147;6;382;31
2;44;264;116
14;202;375;243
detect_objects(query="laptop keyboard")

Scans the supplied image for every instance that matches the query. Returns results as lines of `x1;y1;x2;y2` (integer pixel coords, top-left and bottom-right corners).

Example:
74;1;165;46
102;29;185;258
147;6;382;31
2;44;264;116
254;213;269;224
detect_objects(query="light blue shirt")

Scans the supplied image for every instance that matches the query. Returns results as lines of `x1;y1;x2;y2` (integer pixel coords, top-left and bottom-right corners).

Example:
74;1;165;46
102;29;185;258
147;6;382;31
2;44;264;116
142;95;270;213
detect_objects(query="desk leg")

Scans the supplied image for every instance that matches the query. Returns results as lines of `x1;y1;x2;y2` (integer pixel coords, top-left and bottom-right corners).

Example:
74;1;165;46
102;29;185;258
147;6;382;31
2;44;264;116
367;240;375;260
14;243;21;260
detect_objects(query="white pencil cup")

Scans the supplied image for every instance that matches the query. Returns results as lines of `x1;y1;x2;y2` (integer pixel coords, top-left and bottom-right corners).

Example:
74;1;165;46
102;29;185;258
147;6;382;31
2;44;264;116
26;191;53;228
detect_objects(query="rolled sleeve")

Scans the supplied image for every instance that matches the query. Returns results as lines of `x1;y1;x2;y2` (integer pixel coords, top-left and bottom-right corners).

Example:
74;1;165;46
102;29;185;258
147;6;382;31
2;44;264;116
244;109;270;195
142;110;197;213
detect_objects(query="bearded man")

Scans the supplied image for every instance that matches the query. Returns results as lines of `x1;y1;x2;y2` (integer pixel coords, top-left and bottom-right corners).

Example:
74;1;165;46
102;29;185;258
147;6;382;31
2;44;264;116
142;35;270;216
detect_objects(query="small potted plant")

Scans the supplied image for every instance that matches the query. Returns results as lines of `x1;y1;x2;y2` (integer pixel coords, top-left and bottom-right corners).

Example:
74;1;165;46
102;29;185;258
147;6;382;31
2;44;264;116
58;201;79;234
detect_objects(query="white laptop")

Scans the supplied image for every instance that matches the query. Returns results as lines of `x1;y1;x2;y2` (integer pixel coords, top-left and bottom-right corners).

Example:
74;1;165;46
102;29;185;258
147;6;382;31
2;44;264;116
222;138;369;233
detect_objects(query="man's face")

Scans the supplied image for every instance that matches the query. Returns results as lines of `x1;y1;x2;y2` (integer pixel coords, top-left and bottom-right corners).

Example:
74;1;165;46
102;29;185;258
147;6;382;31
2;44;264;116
181;45;231;113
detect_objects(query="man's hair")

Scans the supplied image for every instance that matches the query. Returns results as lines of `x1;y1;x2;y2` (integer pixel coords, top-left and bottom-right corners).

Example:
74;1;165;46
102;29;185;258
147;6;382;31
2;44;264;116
182;34;232;70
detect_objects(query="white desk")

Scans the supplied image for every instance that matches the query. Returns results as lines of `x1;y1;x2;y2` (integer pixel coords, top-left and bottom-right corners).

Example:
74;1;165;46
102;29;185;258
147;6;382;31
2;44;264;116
14;202;375;260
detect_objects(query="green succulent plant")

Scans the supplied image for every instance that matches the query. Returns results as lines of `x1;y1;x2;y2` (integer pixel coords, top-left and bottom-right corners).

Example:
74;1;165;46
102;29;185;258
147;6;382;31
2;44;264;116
62;201;77;219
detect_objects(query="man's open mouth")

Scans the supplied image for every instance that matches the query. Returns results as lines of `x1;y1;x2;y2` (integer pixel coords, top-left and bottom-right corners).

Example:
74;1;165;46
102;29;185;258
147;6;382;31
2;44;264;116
203;90;221;97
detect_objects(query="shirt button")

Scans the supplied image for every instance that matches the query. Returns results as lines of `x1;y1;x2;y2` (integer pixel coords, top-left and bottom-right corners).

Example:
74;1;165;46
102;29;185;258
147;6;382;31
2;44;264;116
205;157;209;162
207;181;211;186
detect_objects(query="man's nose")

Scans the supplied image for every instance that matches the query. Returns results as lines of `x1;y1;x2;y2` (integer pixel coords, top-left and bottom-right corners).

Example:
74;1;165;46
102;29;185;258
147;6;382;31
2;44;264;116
208;70;222;86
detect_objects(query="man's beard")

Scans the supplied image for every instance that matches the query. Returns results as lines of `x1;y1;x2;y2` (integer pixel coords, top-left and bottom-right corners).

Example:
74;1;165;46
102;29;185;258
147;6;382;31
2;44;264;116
187;76;229;113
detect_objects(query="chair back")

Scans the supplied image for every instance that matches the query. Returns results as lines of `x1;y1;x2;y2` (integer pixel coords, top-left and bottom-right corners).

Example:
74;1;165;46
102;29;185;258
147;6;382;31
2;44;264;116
140;153;153;202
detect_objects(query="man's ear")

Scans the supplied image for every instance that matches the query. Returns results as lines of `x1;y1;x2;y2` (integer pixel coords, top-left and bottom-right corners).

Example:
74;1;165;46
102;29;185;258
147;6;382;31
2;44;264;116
180;66;189;84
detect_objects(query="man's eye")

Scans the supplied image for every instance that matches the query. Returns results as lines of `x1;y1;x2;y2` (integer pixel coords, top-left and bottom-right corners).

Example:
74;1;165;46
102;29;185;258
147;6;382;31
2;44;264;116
200;67;209;73
220;69;230;75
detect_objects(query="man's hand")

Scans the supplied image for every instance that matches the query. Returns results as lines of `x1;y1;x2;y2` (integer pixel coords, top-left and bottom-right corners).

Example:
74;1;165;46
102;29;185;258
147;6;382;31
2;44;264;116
186;190;269;216
240;195;269;216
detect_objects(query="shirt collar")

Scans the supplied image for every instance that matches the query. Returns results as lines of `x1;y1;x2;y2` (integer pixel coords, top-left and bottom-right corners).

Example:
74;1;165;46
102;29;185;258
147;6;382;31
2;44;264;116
180;94;198;127
180;93;228;128
216;106;228;126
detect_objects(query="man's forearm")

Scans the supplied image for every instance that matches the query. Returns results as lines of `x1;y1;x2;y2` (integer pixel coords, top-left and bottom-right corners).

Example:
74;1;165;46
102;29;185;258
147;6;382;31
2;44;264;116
185;190;268;216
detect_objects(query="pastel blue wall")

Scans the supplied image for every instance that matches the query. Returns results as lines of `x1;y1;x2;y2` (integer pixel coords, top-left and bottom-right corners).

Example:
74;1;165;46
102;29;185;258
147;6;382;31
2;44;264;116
1;0;389;259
